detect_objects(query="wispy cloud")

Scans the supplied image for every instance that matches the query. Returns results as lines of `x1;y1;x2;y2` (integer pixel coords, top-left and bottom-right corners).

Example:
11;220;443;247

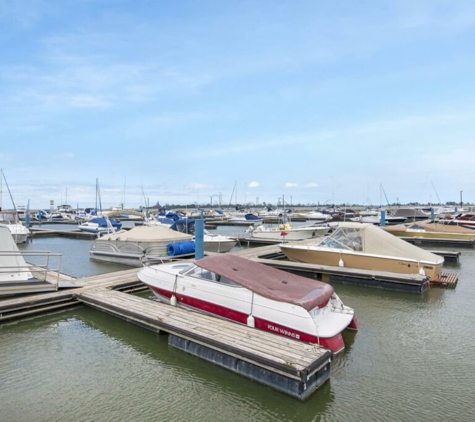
285;183;298;188
305;183;318;188
248;181;260;188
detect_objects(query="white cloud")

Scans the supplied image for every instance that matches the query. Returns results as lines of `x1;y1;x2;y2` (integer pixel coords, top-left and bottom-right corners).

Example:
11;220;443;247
248;181;260;188
285;182;298;188
305;182;318;188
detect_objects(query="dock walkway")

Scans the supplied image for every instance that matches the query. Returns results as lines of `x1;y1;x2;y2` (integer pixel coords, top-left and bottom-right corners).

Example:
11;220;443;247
76;288;332;400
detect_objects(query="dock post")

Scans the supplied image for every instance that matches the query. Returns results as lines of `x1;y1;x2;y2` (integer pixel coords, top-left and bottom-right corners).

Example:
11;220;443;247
430;208;435;222
380;210;386;226
195;215;204;259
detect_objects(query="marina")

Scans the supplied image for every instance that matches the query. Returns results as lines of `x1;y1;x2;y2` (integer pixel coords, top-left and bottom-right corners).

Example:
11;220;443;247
0;221;474;418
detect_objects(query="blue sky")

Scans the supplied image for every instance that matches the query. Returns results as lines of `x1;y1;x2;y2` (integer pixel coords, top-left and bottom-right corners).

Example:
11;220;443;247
1;0;474;210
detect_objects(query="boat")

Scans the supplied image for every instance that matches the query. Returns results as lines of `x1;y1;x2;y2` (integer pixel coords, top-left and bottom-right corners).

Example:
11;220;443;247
293;209;332;222
89;225;196;266
383;221;475;240
392;207;429;221
0;225;64;295
78;217;122;234
0;210;30;244
279;222;445;282
442;213;475;229
247;218;331;241
138;254;358;353
169;219;238;253
228;213;263;225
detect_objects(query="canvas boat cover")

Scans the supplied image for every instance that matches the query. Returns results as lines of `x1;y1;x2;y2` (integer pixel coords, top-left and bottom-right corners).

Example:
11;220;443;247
195;254;334;311
97;225;194;243
315;222;443;263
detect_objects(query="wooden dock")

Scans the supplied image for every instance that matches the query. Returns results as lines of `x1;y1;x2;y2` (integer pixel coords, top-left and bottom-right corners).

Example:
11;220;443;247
0;268;144;321
75;288;332;400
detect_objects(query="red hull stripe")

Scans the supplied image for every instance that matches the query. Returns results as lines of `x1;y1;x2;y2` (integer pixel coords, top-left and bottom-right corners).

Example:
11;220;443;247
146;285;346;353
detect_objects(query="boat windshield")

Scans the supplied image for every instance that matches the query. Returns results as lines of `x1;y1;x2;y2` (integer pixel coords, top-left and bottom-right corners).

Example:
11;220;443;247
184;264;239;286
318;227;363;251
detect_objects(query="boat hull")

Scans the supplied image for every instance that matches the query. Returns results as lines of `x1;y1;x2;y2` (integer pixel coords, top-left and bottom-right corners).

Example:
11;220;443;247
147;284;351;353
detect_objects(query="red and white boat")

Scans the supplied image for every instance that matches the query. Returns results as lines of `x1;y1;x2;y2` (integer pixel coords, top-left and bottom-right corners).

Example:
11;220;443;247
138;254;358;354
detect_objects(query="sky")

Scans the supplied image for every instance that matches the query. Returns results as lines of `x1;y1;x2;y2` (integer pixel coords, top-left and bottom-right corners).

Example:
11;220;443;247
1;0;475;210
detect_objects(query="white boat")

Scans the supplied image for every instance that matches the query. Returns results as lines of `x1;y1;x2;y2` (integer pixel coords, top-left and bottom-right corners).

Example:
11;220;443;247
89;225;196;266
279;222;445;282
138;254;358;354
0;225;65;296
247;221;330;241
78;217;122;234
0;211;30;244
0;225;33;282
228;213;263;225
293;210;332;222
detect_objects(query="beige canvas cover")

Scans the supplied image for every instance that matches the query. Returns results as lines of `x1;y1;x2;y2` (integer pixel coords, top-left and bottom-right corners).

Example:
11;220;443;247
317;222;443;263
97;225;193;243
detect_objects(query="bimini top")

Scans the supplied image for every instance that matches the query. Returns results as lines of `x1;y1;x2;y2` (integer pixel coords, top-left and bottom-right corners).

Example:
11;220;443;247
195;254;333;311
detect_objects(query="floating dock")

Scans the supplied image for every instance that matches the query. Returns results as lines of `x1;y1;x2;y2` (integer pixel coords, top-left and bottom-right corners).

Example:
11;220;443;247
76;288;333;400
0;265;333;400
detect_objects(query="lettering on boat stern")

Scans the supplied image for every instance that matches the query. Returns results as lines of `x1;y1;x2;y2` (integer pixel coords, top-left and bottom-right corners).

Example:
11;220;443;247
267;323;301;340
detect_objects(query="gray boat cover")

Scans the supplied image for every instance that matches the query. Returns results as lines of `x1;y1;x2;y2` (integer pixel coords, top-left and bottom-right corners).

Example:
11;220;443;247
195;254;333;311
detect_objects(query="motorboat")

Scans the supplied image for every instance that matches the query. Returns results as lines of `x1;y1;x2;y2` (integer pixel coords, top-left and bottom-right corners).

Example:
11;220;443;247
279;222;445;282
293;210;332;223
392;207;429;221
443;213;475;228
0;225;64;295
247;219;330;241
138;254;358;353
0;211;30;244
228;213;263;225
78;217;122;234
89;225;195;266
383;221;475;241
169;219;237;253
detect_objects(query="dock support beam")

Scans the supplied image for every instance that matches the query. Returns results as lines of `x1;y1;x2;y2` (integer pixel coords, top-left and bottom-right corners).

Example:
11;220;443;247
380;210;386;226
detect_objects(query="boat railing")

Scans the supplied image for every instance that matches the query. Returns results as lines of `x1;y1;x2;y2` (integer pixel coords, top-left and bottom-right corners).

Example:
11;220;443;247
0;250;63;290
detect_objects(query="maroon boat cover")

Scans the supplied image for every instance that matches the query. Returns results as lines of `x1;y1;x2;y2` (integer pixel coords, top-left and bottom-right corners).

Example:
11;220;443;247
195;255;334;311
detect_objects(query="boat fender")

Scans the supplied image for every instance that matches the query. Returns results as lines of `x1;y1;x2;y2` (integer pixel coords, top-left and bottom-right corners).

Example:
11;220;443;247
418;263;426;276
247;315;255;328
338;258;344;267
170;295;177;306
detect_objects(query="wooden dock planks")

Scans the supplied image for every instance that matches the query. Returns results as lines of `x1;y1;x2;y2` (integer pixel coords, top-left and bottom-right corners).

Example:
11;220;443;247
75;289;331;378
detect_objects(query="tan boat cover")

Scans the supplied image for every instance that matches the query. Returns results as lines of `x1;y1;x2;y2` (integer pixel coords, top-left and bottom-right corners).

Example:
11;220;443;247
195;254;334;311
97;225;193;242
316;222;443;263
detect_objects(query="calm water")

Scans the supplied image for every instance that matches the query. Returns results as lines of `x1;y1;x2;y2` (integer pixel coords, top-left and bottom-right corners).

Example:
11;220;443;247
1;225;475;421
